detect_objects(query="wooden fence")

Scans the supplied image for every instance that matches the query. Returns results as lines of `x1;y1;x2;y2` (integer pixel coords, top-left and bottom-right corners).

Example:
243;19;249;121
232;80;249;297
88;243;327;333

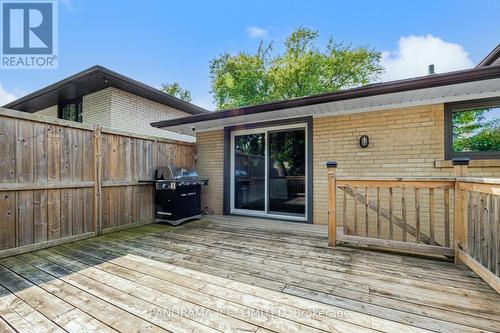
0;109;195;257
326;161;500;293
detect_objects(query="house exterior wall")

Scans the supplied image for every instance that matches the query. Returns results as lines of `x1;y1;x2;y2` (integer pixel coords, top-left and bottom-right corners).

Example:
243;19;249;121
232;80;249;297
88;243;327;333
312;104;500;226
82;88;113;127
198;103;500;232
33;87;194;141
196;130;225;214
108;88;194;142
36;105;58;117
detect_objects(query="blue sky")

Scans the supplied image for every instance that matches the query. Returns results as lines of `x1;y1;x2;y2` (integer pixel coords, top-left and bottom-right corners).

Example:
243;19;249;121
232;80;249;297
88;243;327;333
1;0;499;109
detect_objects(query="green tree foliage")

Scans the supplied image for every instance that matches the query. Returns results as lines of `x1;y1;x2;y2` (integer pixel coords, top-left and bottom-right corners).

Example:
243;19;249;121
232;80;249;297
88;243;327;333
235;134;265;156
452;108;500;152
269;130;305;177
210;27;383;110
160;82;192;102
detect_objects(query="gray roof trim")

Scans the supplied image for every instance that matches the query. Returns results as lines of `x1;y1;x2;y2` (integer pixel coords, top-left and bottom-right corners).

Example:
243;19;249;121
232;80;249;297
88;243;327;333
477;44;500;67
151;64;500;129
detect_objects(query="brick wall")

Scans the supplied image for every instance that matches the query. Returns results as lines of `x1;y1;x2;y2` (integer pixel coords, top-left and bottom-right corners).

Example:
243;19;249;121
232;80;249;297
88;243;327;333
35;105;58;117
108;88;194;142
196;130;225;214
197;104;500;232
33;87;195;142
82;88;113;127
312;104;500;226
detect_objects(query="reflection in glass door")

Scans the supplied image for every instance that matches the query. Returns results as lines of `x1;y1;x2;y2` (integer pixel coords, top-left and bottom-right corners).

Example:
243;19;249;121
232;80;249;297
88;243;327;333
233;133;266;211
231;124;307;221
268;129;306;216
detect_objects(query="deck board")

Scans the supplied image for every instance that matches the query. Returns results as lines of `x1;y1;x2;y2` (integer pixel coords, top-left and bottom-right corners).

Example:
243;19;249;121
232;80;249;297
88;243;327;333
0;215;499;333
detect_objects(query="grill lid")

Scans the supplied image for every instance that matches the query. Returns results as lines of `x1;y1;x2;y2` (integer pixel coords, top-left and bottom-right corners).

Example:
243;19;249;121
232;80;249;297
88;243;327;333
156;165;199;180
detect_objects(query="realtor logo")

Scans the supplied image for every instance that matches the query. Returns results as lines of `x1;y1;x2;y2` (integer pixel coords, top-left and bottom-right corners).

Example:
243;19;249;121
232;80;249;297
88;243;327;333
1;0;58;69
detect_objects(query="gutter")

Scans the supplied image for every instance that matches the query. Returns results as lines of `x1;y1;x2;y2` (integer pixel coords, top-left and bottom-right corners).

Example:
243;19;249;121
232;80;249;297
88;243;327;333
151;64;500;129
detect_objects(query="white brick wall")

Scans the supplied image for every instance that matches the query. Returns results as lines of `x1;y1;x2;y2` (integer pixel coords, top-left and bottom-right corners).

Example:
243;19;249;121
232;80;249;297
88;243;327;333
108;88;194;142
82;88;112;127
36;105;58;117
33;87;196;142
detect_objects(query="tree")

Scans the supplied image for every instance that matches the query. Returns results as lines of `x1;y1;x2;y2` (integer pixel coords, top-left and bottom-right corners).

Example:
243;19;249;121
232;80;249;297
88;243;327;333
160;82;192;102
210;27;383;110
452;108;500;152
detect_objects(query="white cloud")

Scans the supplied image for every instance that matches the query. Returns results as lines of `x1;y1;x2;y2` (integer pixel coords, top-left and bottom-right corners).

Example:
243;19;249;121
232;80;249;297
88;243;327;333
0;83;17;106
246;26;268;39
380;35;473;82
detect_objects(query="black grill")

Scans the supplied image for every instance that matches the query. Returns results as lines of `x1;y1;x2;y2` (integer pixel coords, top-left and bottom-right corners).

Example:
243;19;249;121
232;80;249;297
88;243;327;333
154;165;208;225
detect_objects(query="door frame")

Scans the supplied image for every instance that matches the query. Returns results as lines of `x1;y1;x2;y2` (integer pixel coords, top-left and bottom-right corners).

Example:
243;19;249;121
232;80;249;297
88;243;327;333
223;117;313;223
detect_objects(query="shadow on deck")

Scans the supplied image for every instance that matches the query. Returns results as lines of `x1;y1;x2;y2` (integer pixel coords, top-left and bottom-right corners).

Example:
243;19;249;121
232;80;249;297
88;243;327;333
0;215;499;333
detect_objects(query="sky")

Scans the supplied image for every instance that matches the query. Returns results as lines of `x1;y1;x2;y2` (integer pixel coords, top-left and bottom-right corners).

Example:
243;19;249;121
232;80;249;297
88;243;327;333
1;0;499;110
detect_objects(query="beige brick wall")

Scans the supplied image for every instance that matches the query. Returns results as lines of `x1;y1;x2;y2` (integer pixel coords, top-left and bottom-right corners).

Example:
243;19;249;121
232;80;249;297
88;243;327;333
196;130;225;214
196;104;500;232
313;104;500;227
34;87;195;142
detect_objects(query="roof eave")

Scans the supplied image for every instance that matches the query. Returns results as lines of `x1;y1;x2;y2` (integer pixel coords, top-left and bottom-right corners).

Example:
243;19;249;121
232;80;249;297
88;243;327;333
476;44;500;67
151;64;500;129
3;65;208;115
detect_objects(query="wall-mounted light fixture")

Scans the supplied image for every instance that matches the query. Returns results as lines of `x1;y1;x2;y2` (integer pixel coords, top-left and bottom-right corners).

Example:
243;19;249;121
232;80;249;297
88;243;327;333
359;135;369;148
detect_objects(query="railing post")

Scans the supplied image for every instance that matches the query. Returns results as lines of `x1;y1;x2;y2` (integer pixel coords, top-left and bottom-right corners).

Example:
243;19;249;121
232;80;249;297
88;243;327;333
452;157;469;263
326;161;338;247
93;125;103;236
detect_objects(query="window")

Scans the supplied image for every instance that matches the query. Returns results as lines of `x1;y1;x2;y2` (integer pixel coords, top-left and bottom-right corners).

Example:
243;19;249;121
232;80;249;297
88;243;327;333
445;98;500;160
58;100;82;122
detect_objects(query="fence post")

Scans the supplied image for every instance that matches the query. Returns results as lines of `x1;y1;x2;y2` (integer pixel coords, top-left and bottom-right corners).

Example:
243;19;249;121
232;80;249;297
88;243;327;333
93;125;103;236
326;161;338;247
452;157;469;263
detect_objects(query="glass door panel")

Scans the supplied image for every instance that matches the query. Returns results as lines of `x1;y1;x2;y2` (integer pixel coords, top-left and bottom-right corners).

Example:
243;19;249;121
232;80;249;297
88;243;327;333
234;133;266;211
268;129;306;216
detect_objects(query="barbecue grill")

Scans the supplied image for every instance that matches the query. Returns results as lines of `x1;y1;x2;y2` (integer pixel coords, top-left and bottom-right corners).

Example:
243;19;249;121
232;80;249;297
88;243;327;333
154;165;208;225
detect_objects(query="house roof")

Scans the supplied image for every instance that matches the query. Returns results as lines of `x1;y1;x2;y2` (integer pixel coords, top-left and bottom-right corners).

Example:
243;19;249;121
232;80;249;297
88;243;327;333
3;65;208;115
477;44;500;67
151;64;500;135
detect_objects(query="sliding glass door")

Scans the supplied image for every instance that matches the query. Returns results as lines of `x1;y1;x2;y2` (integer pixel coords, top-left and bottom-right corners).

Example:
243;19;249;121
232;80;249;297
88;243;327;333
268;129;306;217
233;133;266;211
230;124;307;221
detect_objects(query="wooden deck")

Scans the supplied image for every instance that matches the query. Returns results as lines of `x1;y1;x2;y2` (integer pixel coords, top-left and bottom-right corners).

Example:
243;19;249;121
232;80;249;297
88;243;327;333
0;215;499;333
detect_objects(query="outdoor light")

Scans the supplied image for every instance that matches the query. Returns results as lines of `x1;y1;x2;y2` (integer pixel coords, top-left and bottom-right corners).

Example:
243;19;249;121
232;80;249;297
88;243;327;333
359;135;369;148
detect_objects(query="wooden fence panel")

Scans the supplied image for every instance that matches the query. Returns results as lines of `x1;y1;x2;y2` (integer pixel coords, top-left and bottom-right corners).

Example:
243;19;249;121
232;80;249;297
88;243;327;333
0;109;195;256
96;129;196;232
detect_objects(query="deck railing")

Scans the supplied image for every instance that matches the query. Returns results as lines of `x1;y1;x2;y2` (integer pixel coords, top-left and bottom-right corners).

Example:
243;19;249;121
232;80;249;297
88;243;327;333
336;177;455;256
326;160;500;293
455;177;500;292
